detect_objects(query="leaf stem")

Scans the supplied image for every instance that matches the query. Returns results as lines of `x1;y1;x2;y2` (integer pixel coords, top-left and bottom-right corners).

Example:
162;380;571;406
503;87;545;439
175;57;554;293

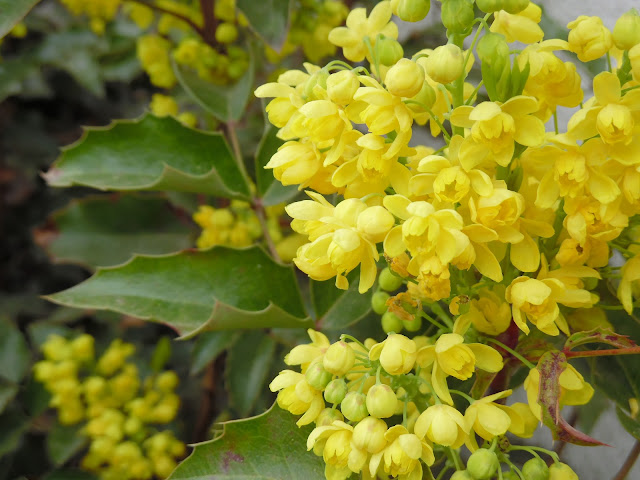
484;337;535;369
613;440;640;480
564;346;640;359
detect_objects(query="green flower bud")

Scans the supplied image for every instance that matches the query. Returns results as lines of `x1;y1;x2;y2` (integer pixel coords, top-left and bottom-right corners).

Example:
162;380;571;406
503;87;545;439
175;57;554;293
341;391;369;421
352;416;387;453
548;463;578;480
392;0;431;22
315;407;344;426
379;268;403;291
215;23;238;44
372;291;391;315
451;471;474;480
477;32;510;72
613;9;640;50
522;458;550;480
365;384;397;418
378;36;405;66
402;315;422;332
467;449;500;480
424;44;464;84
381;311;404;334
476;0;529;14
305;360;333;390
441;0;475;34
323;341;356;376
324;378;348;404
409;80;436;109
502;472;520;480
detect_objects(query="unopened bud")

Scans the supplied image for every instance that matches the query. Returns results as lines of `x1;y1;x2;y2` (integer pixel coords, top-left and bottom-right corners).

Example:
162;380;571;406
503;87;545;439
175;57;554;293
315;407;344;426
613;9;640;50
341;391;369;421
305;361;333;390
450;471;474;480
467;449;500;480
385;59;425;97
327;70;359;105
476;0;529;14
365;384;397;418
402;315;422;332
372;291;391;315
323;341;356;376
381;311;404;333
352;416;388;453
441;0;475;34
424;44;464;84
410;80;436;109
522;458;550;480
392;0;431;22
548;463;579;480
378;36;405;66
379;267;403;291
324;378;348;404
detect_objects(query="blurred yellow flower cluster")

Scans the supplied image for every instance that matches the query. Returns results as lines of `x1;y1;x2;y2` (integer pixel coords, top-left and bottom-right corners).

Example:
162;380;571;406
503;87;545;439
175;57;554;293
34;335;185;480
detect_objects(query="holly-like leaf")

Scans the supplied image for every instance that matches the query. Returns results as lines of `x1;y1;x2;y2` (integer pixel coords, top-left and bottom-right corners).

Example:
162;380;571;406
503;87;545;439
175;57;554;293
168;404;323;479
0;379;18;415
564;327;635;351
237;0;291;50
0;0;40;39
227;331;277;417
173;53;254;123
0;317;30;384
311;273;373;330
47;422;87;466
254;122;298;206
34;194;194;269
46;246;311;337
537;350;607;446
190;331;240;375
43;115;250;199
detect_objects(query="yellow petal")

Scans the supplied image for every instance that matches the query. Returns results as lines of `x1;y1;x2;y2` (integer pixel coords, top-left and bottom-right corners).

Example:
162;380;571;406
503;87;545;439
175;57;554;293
468;344;504;372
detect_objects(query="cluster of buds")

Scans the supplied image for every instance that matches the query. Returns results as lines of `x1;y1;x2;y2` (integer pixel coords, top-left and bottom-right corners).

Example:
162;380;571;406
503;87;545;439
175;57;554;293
34;335;185;480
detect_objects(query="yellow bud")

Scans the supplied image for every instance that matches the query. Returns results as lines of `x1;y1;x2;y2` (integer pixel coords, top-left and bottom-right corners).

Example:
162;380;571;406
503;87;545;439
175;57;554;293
365;384;397;418
613;9;640;50
71;334;95;362
326;70;359;105
392;0;431;22
356;206;395;243
215;23;238;44
467;449;499;479
441;0;475;34
476;0;528;14
305;360;333;390
324;378;348;404
385;58;425;98
549;462;579;480
424;44;464;84
156;371;179;392
567;15;613;62
150;94;179;117
315;407;344;426
341;391;368;421
369;334;417;375
323;341;356;376
352;416;387;453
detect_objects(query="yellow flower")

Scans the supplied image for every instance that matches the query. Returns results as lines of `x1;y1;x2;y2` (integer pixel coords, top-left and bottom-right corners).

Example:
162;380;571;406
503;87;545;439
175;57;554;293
464;390;517;449
328;1;398;63
524;365;594;420
414;404;468;448
490;3;544;44
563;195;628;247
368;334;417;375
450;96;545;169
417;333;503;404
385;58;425;98
507;402;539;438
307;421;356;480
618;254;640;314
458;286;512;336
269;370;325;426
567;15;613;62
369;425;434;480
285;329;331;369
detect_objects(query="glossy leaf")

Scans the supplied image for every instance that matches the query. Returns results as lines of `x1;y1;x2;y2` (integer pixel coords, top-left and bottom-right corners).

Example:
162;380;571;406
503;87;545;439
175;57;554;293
191;331;240;376
168;405;323;479
43;115;250;199
46;246;311;337
227;331;277;417
311;273;373;330
173;53;254;123
617;407;640;440
0;317;30;384
47;423;87;466
0;0;40;39
537;350;607;446
0;408;29;457
35;194;194;269
237;0;291;50
0;379;18;414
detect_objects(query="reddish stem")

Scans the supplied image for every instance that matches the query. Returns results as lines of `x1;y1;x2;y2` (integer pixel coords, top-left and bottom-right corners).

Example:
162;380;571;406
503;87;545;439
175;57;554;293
564;346;640;359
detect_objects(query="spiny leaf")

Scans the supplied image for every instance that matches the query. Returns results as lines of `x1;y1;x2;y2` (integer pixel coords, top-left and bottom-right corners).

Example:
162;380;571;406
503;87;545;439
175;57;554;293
43;115;250;199
45;246;311;337
311;273;373;330
564;327;635;351
0;0;40;39
168;404;324;480
237;0;291;50
537;350;608;446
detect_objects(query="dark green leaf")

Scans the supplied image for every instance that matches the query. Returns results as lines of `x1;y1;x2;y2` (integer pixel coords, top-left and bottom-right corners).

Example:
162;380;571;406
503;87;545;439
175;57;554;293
190;331;240;376
43;470;98;480
173;52;254;123
43;115;250;199
47;422;87;466
311;273;373;330
237;0;291;50
0;317;30;384
35;194;194;269
168;404;323;479
227;331;277;417
0;0;40;39
0;379;18;414
617;407;640;440
46;246;311;337
254;122;298;206
0;57;37;102
0;409;29;457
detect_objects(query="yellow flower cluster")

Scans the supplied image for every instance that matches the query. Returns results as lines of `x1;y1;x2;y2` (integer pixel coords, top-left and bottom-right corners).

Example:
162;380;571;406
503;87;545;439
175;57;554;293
60;0;121;34
192;201;307;261
34;335;185;480
149;93;197;127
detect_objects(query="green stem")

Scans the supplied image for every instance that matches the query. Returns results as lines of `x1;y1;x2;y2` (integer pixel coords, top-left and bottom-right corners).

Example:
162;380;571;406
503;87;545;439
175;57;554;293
553;111;559;135
419;310;449;331
403;100;451;141
341;334;369;350
509;445;559;463
446;447;463;471
484;337;535;369
607;52;613;73
429;303;454;329
450;389;474;403
502;457;525;480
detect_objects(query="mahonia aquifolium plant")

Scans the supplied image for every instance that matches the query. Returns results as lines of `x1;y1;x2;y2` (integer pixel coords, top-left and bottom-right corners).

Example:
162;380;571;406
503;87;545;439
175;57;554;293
255;0;640;478
34;334;185;480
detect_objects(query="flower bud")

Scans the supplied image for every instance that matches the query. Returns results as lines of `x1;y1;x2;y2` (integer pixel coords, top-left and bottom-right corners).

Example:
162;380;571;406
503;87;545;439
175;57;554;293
352;416;387;453
548;463;579;480
215;23;238;44
315;407;344;426
522;458;550;480
71;334;95;362
381;311;404;333
613;9;640;50
410;80;436;109
303;70;329;101
567;16;613;62
441;0;475;34
630;43;640;81
357;206;395;243
466;449;500;480
392;0;431;22
305;360;334;390
324;378;348;404
476;0;529;14
402;315;422;332
385;59;425;98
379;267;403;291
323;341;356;376
502;472;521;480
378;36;405;66
424;44;464;84
372;291;390;315
450;471;474;480
370;334;417;375
365;384;397;418
326;70;359;105
341;391;369;421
